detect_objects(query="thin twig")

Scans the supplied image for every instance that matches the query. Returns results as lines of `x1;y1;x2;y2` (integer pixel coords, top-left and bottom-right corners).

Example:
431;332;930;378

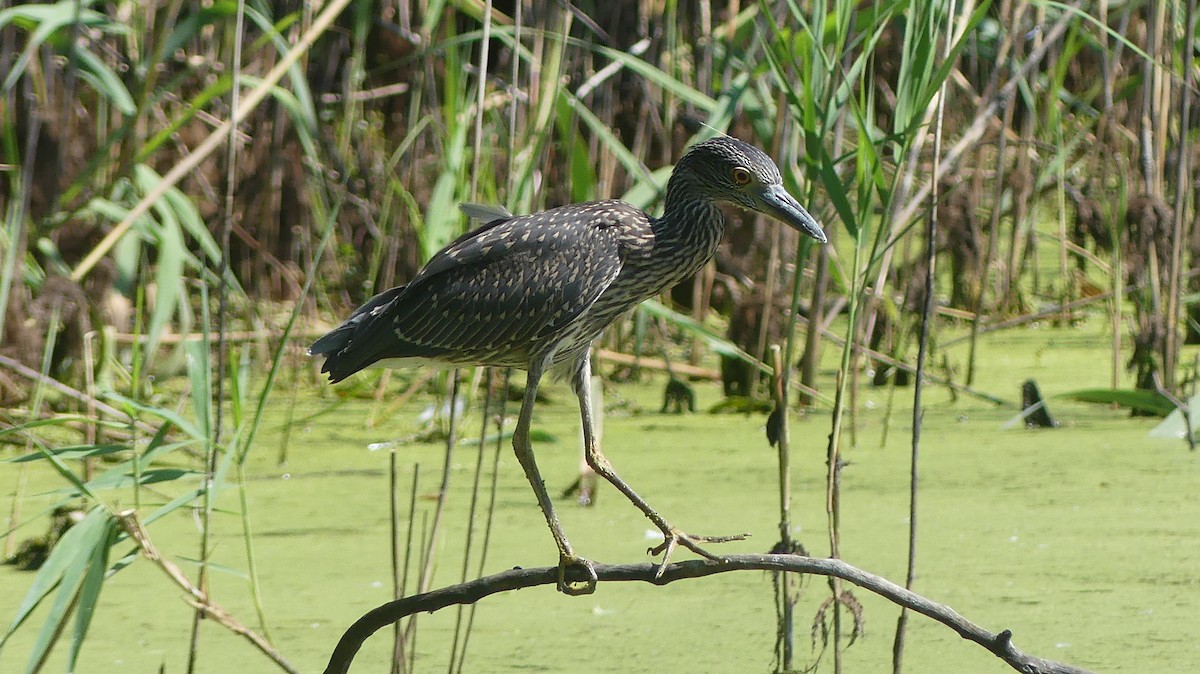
186;284;217;674
115;511;299;674
455;369;510;674
807;321;1010;407
388;449;403;674
594;348;720;380
1166;0;1198;389
941;268;1200;350
402;371;461;650
895;4;955;669
323;555;1094;674
449;368;493;670
190;1;249;667
0;354;159;435
768;345;795;670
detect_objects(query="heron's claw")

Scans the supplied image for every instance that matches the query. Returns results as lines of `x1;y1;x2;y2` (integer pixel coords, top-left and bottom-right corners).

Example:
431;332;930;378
647;528;749;579
557;554;598;595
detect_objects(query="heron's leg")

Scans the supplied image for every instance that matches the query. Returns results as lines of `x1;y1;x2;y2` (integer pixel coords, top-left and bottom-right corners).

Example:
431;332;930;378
514;355;597;595
573;351;747;577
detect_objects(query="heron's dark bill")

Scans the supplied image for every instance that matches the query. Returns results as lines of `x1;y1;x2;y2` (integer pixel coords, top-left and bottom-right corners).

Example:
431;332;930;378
757;184;827;244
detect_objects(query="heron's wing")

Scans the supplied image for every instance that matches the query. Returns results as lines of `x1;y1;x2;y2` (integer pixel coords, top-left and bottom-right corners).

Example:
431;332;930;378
398;202;636;351
310;214;525;379
313;201;643;381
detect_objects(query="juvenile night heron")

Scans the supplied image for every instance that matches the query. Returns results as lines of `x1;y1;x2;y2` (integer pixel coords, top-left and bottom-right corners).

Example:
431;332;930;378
310;136;827;595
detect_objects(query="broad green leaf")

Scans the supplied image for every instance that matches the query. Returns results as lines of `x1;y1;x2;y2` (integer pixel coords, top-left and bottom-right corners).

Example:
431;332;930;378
132;165;186;362
639;299;766;371
66;516;118;670
0;1;110;91
813;143;858;237
72;44;136;113
1058;388;1174;417
229;346;246;428
238;75;318;155
26;438;101;503
1040;0;1152;63
420;0;450;36
621;166;673;211
590;44;717;112
139;76;232;159
420;87;471;260
560;90;651;186
137;439;195;473
50;465;199;497
74;467;200;493
0;415;122;440
22;509;115;673
555;100;597;203
241;4;317;125
102;391;204;440
185;339;212;440
423;171;463;261
0;0;96;28
141;487;207;527
1;507;109;651
509;25;568;211
4;444;127;463
158;178;232;289
899;1;992;139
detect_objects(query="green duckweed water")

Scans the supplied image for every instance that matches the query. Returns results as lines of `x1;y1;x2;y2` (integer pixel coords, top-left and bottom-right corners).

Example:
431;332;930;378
3;320;1199;673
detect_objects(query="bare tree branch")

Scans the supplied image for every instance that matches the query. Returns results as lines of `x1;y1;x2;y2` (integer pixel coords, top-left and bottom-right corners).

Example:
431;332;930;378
324;554;1093;674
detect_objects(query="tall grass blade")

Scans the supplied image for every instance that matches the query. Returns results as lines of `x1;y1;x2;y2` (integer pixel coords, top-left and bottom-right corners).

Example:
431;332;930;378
0;1;115;92
71;44;136;114
66;515;118;671
185;339;213;441
1;507;109;651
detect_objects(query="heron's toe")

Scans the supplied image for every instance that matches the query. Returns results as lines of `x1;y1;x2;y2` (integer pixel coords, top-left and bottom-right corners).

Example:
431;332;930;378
557;554;598;596
648;528;750;578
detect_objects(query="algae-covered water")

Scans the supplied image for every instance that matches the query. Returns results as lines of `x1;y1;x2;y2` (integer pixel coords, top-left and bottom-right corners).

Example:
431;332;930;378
3;321;1199;673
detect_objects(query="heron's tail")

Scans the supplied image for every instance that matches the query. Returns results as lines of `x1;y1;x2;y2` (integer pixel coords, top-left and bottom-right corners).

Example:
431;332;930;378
309;285;408;382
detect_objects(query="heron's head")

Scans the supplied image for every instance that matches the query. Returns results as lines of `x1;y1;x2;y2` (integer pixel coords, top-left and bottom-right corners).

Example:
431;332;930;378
671;136;827;244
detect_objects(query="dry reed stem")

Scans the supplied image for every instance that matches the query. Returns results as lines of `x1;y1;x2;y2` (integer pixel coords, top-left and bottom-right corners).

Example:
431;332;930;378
890;0;1084;231
0;354;159;435
115;510;299;674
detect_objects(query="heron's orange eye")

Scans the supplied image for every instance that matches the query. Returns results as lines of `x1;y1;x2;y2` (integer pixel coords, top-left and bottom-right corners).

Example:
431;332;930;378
731;167;752;186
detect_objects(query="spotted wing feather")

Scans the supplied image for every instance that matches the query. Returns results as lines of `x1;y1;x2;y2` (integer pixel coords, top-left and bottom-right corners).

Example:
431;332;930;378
312;201;638;382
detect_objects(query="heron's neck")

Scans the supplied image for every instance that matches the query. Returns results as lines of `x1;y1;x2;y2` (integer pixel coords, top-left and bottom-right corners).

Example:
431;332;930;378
660;182;725;242
655;185;725;274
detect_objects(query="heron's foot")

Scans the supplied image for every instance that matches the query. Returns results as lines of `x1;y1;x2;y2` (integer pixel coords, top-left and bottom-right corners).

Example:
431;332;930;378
647;528;750;578
557;553;598;596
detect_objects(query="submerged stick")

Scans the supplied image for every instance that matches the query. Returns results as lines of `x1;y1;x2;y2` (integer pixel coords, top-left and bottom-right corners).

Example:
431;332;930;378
322;554;1093;674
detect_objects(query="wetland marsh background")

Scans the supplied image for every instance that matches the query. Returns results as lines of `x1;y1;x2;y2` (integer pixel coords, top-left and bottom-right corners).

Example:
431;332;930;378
3;1;1200;673
5;324;1199;673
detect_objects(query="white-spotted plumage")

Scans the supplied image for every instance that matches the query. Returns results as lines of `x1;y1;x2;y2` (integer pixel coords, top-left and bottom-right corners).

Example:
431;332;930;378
309;135;826;596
